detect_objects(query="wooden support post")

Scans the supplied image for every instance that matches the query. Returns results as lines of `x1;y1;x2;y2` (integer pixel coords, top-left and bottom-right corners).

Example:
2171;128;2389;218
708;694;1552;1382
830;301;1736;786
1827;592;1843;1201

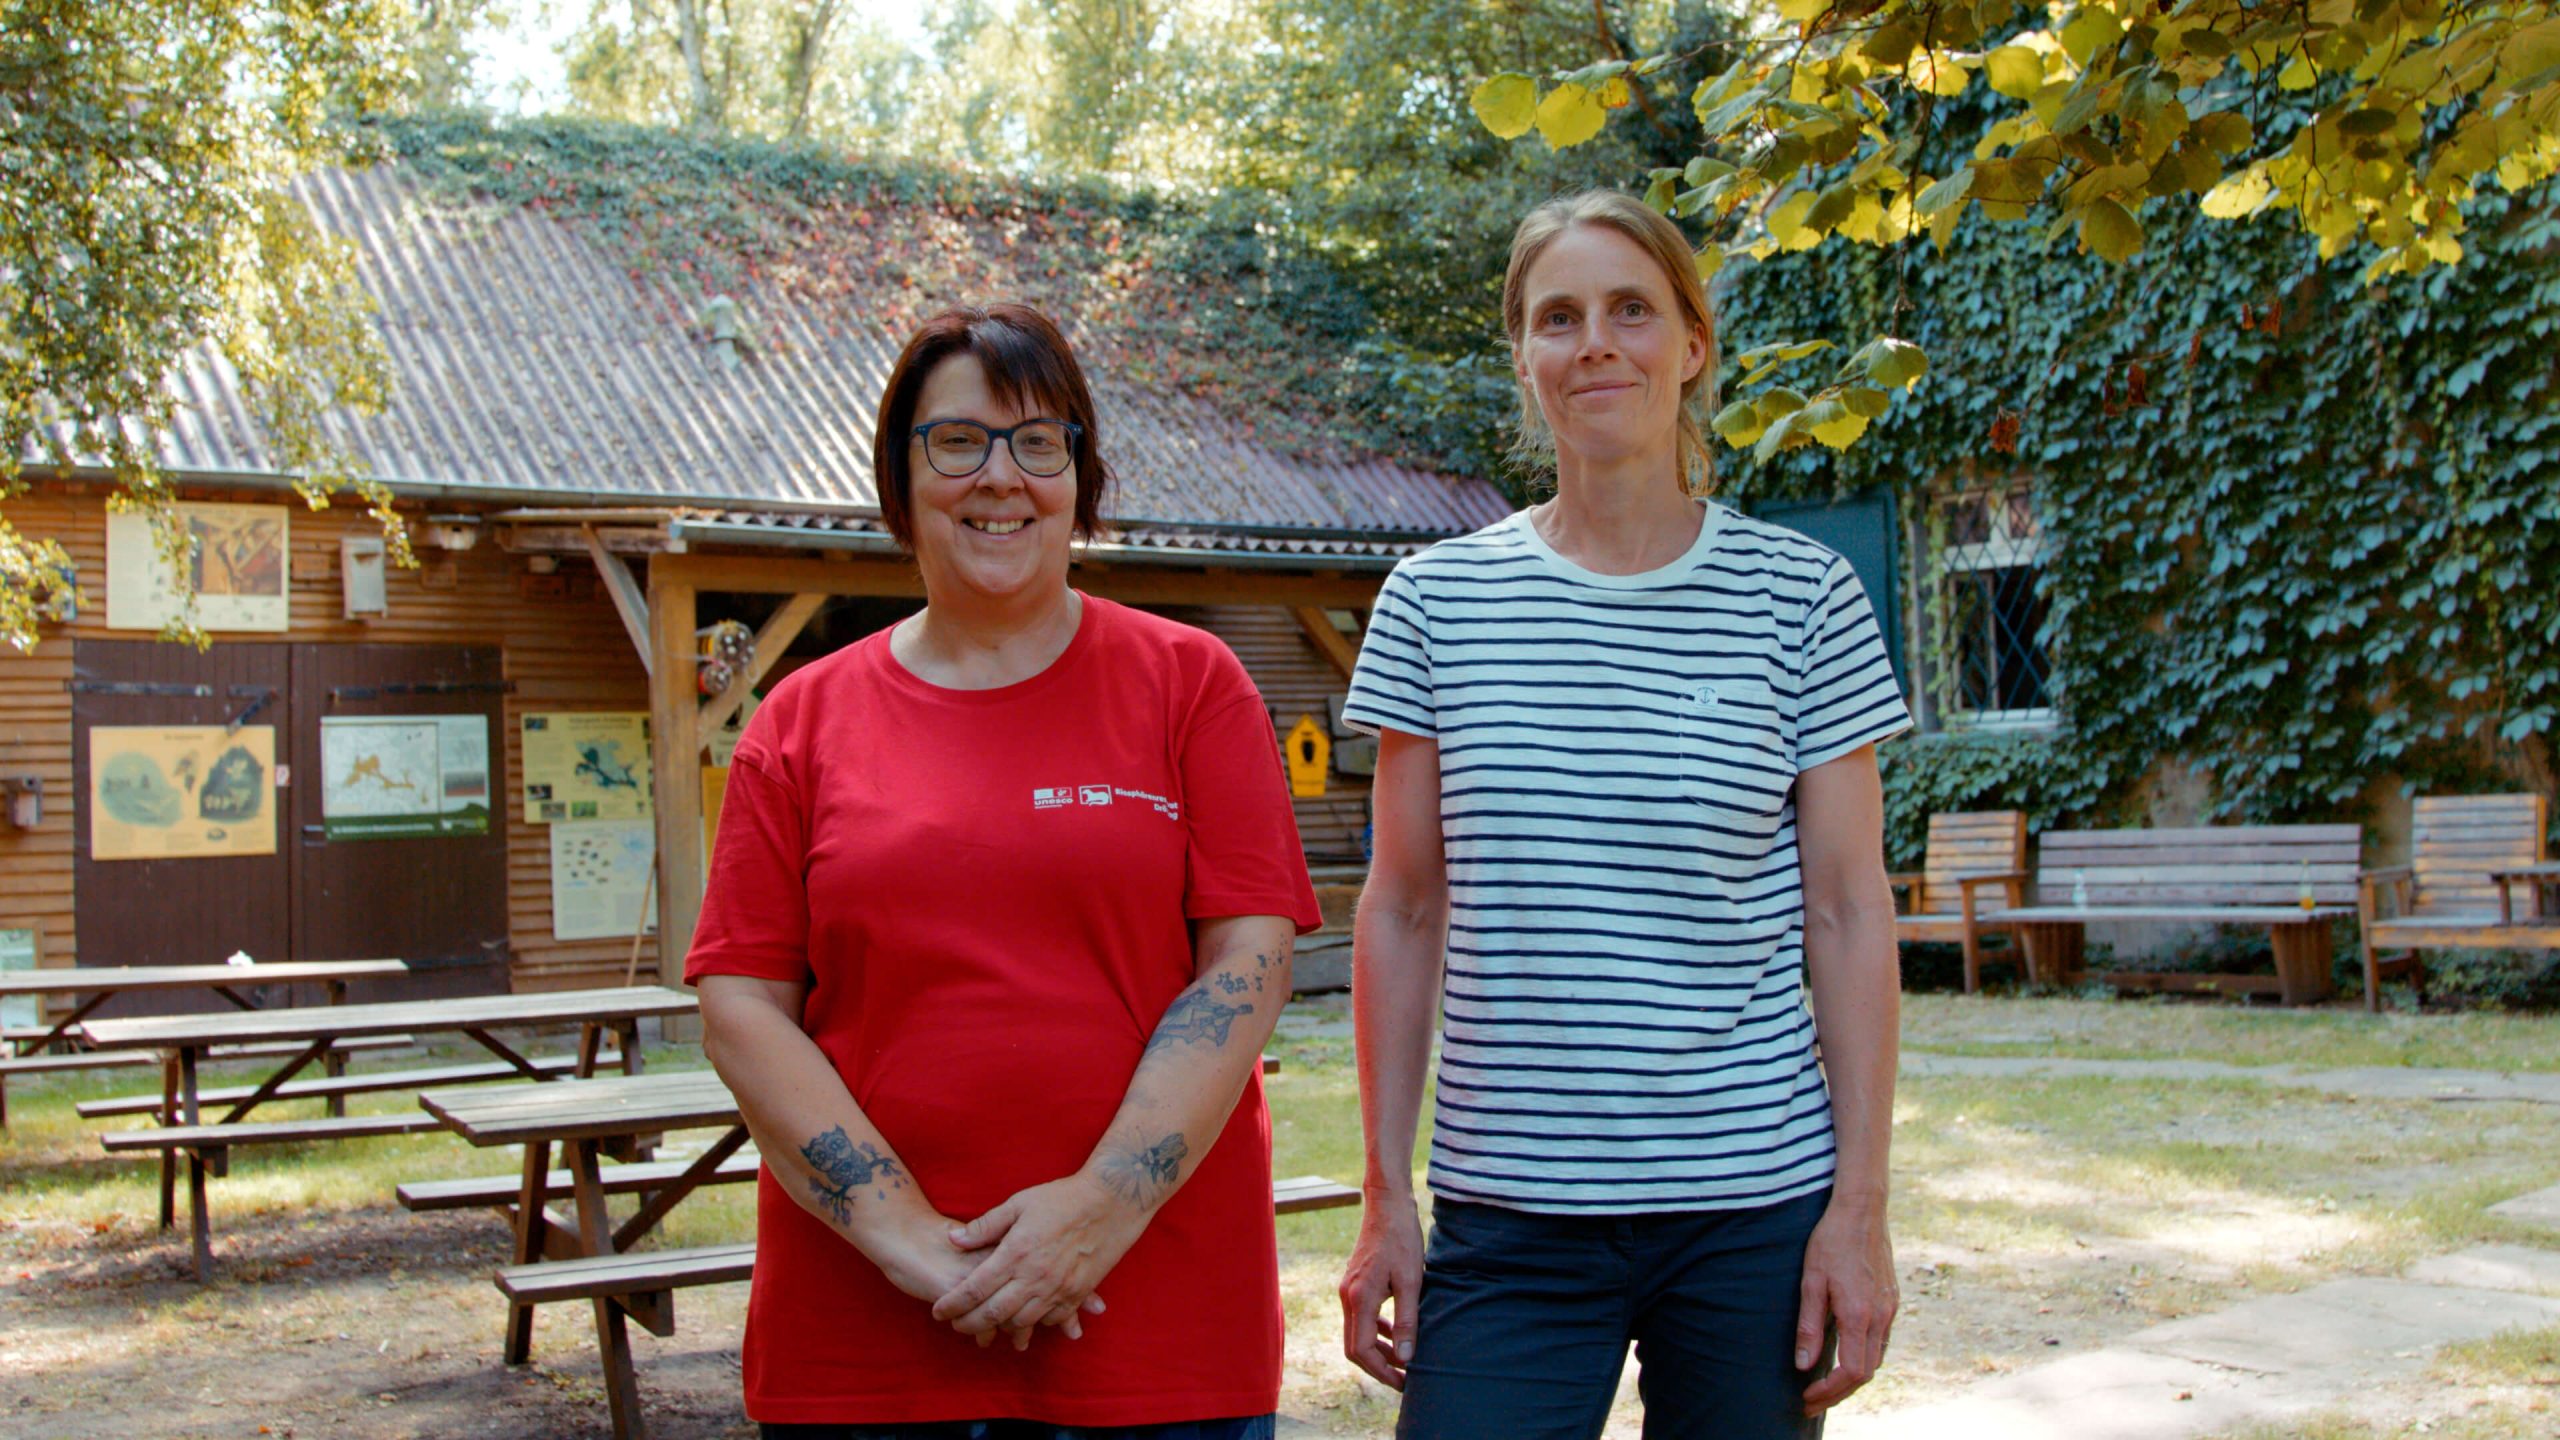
697;591;826;739
648;575;703;985
1292;607;1361;682
588;528;655;678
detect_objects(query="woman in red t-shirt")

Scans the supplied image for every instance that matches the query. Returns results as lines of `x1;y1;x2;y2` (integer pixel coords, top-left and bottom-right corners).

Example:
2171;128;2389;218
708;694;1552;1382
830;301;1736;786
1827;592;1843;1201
687;303;1322;1438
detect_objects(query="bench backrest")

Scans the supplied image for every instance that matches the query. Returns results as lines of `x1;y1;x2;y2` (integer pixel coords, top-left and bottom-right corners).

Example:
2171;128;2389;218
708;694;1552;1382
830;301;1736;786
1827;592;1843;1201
1918;811;2028;914
2034;824;2363;908
2410;793;2550;916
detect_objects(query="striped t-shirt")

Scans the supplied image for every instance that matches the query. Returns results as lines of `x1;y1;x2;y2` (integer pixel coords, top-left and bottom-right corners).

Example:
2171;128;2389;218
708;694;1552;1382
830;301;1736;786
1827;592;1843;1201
1342;500;1910;1213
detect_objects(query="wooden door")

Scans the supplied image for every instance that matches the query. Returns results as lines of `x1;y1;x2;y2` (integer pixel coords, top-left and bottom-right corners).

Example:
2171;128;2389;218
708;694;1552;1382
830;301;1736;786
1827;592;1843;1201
70;641;293;1013
290;645;510;999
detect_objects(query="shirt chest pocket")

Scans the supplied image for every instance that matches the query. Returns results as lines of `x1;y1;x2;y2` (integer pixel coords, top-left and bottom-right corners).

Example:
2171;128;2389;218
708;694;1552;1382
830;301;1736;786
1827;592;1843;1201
1683;679;1794;817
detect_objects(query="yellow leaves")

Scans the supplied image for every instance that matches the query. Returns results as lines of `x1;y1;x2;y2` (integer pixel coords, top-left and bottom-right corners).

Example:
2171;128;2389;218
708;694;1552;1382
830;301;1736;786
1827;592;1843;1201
1777;0;1833;22
1471;74;1537;139
2200;164;2274;218
1534;82;1608;148
1599;77;1632;110
2076;197;2145;261
2060;7;2124;67
1905;50;1974;98
1764;191;1823;251
2279;55;2319;90
1985;45;2048;99
2194;110;2254;155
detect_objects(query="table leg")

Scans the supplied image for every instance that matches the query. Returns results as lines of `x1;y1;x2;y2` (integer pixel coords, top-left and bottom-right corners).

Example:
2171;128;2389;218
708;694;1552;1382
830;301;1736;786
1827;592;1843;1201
13;988;112;1058
181;1047;211;1282
2272;924;2335;1005
157;1053;178;1230
324;981;347;1118
503;1138;553;1365
576;1023;603;1078
2018;923;2086;985
621;1020;642;1076
570;1140;646;1440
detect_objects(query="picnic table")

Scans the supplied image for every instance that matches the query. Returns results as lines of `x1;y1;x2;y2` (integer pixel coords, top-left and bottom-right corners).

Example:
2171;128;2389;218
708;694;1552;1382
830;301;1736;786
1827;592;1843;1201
421;1068;744;1440
79;985;699;1281
419;1063;1357;1440
0;960;411;1128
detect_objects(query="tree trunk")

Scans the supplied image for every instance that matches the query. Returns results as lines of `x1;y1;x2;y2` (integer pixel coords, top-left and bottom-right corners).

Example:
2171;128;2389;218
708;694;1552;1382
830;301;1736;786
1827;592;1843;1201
784;0;843;140
673;0;720;134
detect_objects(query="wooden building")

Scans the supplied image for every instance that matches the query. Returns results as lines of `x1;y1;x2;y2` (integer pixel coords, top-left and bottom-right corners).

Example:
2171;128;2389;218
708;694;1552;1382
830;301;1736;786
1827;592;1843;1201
0;162;1509;1011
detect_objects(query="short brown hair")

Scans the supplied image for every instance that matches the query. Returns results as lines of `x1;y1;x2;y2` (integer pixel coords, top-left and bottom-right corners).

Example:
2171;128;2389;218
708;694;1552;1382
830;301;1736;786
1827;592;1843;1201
872;303;1110;549
1500;191;1722;496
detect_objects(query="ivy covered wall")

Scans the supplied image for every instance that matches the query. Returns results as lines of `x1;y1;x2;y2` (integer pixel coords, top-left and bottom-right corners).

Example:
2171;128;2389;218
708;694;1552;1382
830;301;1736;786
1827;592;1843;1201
1709;95;2560;867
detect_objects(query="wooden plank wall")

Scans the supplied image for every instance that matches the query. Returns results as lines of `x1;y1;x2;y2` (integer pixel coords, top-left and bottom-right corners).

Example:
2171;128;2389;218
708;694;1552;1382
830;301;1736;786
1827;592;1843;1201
0;485;655;993
1164;605;1373;863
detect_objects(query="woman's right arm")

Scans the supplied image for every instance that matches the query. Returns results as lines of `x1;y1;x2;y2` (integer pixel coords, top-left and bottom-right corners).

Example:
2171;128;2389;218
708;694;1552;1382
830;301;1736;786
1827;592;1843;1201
699;973;1047;1320
1337;727;1450;1391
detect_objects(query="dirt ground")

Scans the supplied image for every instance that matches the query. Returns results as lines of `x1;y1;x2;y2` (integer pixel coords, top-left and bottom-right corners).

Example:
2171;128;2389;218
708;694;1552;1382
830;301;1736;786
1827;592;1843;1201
6;998;2557;1439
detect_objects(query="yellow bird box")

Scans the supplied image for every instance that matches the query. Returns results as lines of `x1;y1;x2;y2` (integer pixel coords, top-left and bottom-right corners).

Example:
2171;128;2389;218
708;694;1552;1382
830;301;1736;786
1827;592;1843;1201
1285;714;1330;798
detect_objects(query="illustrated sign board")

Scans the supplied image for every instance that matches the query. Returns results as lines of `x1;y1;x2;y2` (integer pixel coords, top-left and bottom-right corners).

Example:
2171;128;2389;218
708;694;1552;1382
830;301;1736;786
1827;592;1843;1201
550;818;657;941
106;502;291;632
522;712;653;824
88;725;277;860
318;715;492;840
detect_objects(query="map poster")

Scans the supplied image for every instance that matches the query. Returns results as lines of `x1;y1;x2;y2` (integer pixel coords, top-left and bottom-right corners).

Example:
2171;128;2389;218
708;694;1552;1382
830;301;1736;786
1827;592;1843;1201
105;502;291;633
319;715;492;840
549;819;657;941
88;726;277;861
0;927;36;1031
521;712;653;824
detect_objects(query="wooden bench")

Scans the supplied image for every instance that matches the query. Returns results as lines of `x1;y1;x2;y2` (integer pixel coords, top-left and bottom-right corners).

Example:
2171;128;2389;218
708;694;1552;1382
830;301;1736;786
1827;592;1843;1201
0;1034;416;1126
76;1051;618;1120
1888;811;2028;992
485;1173;1356;1440
100;1111;446;1153
492;1173;1359;1312
2360;794;2559;1012
1986;824;2363;1004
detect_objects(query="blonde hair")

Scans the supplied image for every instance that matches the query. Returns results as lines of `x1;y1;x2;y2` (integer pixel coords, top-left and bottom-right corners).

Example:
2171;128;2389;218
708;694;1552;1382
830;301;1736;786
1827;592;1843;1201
1500;190;1721;496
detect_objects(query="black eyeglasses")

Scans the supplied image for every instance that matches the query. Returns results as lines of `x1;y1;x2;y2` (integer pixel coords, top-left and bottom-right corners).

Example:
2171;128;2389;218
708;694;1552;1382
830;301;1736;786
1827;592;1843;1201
909;419;1082;479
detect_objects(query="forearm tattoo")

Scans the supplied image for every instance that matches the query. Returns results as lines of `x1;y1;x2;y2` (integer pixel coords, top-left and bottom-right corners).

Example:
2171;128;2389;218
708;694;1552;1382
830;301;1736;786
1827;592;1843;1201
1144;987;1253;1055
800;1125;904;1227
1097;1131;1189;1208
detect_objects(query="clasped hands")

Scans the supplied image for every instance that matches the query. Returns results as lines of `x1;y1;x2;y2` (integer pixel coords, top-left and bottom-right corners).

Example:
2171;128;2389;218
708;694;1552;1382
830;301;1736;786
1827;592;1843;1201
879;1169;1152;1352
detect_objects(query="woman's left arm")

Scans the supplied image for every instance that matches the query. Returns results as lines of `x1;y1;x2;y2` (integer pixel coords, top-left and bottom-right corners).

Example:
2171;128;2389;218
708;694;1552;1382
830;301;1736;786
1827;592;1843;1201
1792;743;1902;1416
929;913;1295;1345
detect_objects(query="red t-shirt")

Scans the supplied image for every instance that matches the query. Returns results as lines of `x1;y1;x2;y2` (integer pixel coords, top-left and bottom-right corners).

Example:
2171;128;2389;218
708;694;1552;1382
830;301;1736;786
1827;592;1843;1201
685;595;1322;1426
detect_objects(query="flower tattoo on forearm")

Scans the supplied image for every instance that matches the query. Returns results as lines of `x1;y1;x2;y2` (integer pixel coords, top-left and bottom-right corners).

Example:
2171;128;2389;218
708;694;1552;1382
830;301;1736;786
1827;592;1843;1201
800;1125;904;1227
1097;1131;1188;1208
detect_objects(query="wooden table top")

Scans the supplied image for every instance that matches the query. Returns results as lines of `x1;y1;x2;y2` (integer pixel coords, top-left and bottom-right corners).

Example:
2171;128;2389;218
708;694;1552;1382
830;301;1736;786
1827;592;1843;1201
1987;905;2356;924
2491;862;2560;879
421;1068;738;1147
0;960;410;997
78;986;696;1052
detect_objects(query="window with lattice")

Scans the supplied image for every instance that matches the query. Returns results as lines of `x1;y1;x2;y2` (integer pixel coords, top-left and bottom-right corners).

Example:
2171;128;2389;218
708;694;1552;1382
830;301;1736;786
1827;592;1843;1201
1918;483;2056;730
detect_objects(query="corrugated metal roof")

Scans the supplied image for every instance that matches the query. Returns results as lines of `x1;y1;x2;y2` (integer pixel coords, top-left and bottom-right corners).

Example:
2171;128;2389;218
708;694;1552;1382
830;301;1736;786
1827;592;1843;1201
44;166;1513;543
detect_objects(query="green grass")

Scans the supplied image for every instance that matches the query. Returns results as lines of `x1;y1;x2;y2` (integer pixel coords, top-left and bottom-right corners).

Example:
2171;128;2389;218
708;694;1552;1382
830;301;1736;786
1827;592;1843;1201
1904;992;2560;1073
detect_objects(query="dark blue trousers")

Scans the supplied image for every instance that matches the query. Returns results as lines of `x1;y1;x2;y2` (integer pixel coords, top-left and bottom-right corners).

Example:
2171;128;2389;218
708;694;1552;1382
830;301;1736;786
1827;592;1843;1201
1395;1189;1832;1440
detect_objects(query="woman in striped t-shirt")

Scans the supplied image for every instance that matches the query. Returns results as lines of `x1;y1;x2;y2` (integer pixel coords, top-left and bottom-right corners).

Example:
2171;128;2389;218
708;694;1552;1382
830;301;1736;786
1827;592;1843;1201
1336;190;1908;1438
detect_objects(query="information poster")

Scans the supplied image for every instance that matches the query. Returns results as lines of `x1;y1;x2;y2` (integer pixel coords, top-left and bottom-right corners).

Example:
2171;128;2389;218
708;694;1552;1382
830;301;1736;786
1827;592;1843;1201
522;712;653;824
0;928;36;1031
88;725;277;860
550;818;657;941
319;715;492;840
105;502;291;632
